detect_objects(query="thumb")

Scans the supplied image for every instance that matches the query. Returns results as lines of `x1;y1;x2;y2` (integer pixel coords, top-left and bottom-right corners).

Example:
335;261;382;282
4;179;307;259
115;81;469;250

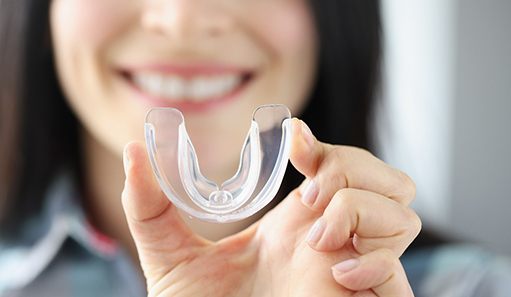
289;118;329;179
121;141;206;279
278;119;329;221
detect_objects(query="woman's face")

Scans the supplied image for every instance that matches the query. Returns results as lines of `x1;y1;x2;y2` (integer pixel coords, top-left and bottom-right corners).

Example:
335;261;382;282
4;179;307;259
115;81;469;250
51;0;317;181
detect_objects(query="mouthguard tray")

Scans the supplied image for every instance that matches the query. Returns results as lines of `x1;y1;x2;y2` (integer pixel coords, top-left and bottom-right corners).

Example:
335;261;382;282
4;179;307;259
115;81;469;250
145;104;292;223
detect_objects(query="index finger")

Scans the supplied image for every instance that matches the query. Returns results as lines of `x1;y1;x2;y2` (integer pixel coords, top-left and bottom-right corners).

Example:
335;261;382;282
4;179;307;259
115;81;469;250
305;188;421;255
290;119;416;208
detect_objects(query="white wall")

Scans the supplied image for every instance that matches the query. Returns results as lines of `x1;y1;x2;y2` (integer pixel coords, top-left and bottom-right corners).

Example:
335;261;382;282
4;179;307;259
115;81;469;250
380;0;511;255
379;1;456;227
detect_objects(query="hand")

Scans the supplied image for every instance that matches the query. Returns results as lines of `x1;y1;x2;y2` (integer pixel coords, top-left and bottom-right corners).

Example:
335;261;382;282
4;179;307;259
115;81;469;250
121;118;421;297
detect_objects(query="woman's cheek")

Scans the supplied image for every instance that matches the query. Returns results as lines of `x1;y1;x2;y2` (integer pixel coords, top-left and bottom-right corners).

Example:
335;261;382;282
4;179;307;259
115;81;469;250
248;0;316;56
51;0;134;49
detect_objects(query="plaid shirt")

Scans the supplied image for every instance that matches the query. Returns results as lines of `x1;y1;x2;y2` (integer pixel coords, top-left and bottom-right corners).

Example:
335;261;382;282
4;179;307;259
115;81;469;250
1;173;511;297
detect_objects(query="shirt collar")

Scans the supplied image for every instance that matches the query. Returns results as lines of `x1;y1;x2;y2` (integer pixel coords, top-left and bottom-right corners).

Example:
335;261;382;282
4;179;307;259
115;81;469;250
0;171;122;291
42;170;120;258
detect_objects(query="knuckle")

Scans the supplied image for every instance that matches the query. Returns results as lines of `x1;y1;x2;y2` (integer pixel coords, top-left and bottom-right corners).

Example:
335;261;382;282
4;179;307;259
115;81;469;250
397;170;417;200
404;208;422;237
333;188;356;209
337;146;374;162
321;149;351;189
334;171;350;190
329;146;373;189
379;248;400;269
332;145;349;160
331;145;370;164
357;147;375;159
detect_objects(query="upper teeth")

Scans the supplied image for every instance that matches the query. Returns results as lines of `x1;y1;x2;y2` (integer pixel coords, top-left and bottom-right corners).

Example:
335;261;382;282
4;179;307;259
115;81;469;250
132;73;242;101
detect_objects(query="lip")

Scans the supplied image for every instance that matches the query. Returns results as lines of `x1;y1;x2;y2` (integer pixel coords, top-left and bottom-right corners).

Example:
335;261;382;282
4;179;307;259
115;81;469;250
117;64;255;112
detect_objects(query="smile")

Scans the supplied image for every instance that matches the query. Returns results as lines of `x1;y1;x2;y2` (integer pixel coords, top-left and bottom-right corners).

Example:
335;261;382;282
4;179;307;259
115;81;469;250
120;65;254;110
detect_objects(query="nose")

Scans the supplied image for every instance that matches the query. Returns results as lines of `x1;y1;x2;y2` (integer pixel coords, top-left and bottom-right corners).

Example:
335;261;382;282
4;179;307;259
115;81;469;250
141;0;234;42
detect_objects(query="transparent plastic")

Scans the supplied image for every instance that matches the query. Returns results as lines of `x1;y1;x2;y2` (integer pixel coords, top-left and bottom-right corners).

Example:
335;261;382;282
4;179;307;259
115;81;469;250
145;104;292;223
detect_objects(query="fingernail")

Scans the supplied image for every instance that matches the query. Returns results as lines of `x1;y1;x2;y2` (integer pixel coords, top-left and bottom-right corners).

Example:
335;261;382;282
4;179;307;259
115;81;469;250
301;179;319;207
306;218;325;244
332;259;360;274
301;120;315;148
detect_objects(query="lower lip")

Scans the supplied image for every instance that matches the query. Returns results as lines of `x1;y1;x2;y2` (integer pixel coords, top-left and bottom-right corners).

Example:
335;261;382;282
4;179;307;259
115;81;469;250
121;73;252;113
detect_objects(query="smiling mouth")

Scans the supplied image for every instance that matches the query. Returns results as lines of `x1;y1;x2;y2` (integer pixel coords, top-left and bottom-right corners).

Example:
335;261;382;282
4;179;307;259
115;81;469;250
120;66;254;110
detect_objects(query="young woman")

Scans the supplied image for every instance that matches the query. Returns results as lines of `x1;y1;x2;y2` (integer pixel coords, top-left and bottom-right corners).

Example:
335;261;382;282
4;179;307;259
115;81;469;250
0;1;508;296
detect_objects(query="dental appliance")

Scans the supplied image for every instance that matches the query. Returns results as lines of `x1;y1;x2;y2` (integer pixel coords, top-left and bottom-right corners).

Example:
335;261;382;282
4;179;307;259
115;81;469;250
145;104;292;223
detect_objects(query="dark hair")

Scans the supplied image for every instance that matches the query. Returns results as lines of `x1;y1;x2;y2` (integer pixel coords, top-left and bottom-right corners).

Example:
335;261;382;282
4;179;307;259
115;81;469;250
281;1;382;201
0;0;79;235
0;1;381;236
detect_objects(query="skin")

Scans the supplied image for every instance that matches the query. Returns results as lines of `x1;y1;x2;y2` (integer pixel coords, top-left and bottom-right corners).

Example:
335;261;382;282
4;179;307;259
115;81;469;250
50;0;421;295
123;120;420;296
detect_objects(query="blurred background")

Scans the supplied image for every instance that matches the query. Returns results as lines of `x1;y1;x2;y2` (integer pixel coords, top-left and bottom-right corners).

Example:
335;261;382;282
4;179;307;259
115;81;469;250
378;0;511;255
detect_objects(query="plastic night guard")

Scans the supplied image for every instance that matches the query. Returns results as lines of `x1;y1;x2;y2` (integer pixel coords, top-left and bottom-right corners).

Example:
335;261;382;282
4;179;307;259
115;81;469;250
144;104;292;223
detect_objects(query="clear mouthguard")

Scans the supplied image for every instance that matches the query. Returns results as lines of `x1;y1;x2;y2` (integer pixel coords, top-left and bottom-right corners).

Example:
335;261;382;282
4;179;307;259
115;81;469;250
145;104;292;223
